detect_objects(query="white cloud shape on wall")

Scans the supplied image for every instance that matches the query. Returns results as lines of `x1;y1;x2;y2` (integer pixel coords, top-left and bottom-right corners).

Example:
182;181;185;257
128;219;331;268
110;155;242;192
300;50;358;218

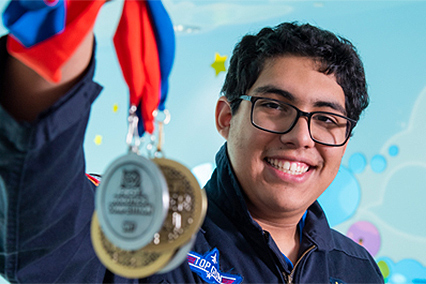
368;86;426;237
163;0;294;33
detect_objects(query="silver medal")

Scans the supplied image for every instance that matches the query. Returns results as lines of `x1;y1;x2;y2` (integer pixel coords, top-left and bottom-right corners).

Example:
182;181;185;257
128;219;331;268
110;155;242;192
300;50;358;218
96;153;169;251
95;106;169;251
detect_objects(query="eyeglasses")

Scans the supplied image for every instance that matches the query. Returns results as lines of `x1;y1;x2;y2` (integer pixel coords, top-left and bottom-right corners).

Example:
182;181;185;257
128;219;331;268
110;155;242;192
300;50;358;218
239;95;357;147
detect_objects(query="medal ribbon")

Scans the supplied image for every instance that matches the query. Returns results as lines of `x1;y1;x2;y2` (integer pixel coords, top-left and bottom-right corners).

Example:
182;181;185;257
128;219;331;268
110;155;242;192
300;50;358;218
144;0;175;113
3;0;105;83
114;0;175;135
2;0;175;135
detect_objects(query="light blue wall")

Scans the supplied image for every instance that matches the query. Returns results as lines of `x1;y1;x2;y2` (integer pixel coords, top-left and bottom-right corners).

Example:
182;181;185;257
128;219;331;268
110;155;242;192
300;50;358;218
1;1;425;282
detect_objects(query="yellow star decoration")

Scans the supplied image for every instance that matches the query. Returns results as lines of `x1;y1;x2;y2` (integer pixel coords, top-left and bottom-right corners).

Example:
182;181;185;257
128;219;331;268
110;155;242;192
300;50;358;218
211;52;227;76
113;103;119;113
94;135;103;146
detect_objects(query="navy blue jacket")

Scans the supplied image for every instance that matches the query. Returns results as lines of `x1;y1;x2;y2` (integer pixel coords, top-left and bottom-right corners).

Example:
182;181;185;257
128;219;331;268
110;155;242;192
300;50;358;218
0;37;383;283
147;145;384;284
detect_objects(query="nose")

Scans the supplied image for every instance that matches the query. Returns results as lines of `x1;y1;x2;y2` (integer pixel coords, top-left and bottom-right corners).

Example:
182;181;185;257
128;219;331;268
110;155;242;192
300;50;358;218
279;117;315;148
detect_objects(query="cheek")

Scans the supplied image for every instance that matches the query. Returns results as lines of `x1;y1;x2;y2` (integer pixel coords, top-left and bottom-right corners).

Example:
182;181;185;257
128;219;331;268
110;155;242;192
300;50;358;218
229;119;255;150
227;127;265;173
322;148;345;174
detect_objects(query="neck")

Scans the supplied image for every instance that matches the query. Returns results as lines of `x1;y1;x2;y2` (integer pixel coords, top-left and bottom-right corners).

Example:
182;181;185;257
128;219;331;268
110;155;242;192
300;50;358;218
252;212;304;265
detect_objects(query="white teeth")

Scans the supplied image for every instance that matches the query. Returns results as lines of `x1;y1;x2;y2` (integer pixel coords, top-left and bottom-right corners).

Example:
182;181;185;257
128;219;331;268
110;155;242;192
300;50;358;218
267;158;309;175
283;161;290;170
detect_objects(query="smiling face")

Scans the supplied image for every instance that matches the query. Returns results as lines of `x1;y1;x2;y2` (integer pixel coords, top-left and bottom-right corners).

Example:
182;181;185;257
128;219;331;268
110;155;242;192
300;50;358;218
216;55;348;221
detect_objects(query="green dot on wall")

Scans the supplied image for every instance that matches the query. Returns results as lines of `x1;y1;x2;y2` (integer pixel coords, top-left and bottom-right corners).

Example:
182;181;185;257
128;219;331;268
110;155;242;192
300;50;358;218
377;260;390;280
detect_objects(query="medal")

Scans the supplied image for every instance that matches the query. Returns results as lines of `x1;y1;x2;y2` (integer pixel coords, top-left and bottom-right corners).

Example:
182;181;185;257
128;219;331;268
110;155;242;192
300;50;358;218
95;152;169;251
91;106;208;277
91;108;208;276
145;158;207;252
94;106;169;251
91;212;173;278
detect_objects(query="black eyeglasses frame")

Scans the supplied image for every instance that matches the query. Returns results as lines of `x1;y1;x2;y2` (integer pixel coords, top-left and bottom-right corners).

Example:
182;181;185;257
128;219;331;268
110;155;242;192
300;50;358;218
239;95;357;147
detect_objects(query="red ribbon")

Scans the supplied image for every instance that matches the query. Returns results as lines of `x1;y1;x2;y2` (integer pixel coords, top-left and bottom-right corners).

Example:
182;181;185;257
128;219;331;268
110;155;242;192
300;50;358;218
5;0;168;135
113;0;161;134
7;0;105;83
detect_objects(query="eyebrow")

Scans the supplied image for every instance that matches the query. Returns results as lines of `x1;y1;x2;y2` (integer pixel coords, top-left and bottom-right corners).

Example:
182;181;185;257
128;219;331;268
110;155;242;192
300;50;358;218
252;85;347;115
253;85;294;100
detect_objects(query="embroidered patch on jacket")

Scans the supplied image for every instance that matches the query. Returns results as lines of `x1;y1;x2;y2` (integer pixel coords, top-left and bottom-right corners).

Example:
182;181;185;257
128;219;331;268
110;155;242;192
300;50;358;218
187;248;243;284
330;277;347;284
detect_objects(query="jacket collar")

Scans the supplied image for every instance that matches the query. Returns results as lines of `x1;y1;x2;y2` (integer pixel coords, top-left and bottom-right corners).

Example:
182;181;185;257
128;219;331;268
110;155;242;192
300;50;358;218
205;144;259;232
301;201;334;252
205;143;335;252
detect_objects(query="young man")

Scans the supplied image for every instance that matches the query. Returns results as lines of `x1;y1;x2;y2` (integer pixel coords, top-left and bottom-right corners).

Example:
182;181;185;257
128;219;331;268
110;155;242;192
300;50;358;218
0;22;383;283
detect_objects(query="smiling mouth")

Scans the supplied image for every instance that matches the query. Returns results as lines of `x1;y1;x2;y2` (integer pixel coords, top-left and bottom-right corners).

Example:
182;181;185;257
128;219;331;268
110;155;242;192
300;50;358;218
266;158;310;175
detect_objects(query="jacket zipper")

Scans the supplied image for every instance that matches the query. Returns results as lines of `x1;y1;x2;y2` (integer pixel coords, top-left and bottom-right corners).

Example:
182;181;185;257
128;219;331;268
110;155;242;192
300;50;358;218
285;245;316;284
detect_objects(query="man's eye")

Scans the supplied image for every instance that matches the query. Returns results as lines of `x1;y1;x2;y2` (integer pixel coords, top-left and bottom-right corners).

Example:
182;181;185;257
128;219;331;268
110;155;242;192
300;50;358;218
263;102;282;109
314;114;338;125
258;100;287;110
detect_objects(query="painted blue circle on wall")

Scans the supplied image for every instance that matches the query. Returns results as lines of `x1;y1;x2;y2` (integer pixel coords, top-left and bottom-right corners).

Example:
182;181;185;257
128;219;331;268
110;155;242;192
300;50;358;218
371;155;387;173
388;145;399;157
318;166;361;227
349;152;367;174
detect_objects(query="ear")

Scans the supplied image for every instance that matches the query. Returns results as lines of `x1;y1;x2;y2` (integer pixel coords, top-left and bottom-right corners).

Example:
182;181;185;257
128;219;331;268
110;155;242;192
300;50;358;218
215;96;232;140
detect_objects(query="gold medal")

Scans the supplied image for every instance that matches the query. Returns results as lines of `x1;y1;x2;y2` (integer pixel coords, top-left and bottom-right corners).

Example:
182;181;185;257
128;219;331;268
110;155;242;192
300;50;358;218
91;212;174;279
145;158;207;252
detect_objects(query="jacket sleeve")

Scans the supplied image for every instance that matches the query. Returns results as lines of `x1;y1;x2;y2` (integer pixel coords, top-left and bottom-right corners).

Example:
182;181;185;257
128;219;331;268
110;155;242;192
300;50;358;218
0;35;114;283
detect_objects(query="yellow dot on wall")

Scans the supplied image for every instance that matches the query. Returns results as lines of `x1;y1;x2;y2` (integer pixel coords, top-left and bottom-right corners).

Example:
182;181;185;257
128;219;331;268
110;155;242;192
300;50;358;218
94;135;103;145
113;103;119;113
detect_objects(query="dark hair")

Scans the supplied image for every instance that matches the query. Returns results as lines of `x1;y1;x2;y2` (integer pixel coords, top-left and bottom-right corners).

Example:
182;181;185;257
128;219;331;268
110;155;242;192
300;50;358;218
221;22;368;122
